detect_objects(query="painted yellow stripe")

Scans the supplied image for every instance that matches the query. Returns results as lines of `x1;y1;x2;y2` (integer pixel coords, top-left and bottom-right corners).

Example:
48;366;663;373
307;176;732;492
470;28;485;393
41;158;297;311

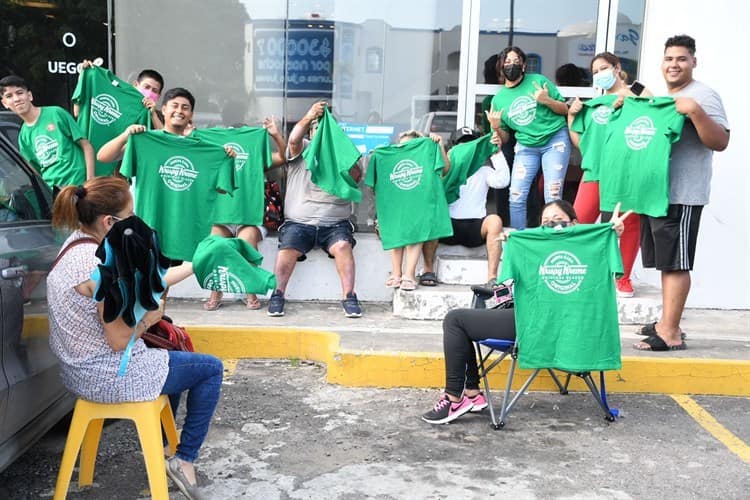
223;359;239;378
671;394;750;464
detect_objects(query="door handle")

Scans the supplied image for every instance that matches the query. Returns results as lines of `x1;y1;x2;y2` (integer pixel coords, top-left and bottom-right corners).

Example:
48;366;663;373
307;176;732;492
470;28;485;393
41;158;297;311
1;265;27;279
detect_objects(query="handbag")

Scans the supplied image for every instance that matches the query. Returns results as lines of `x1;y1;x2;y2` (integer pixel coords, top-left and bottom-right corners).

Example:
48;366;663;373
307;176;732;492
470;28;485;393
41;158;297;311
263;179;284;231
141;315;195;352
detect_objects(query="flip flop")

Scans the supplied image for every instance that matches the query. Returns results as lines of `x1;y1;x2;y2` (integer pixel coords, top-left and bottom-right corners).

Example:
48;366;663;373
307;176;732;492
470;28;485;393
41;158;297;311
385;276;402;288
418;272;438;286
203;292;223;311
637;322;687;340
633;334;687;351
242;297;262;310
399;278;417;291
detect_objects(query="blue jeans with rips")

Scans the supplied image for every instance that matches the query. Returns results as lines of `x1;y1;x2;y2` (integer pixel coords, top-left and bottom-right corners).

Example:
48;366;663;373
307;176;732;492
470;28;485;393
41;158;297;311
509;127;571;230
161;351;223;462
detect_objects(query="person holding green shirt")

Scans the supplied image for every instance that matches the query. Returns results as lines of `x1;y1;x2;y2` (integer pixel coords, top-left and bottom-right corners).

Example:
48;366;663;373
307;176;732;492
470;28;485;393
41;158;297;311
568;51;651;298
489;46;571;230
422;200;629;425
1;75;95;188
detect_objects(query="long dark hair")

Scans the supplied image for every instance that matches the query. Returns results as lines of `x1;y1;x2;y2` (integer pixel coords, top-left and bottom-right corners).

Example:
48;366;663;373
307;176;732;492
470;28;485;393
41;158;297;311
495;46;527;84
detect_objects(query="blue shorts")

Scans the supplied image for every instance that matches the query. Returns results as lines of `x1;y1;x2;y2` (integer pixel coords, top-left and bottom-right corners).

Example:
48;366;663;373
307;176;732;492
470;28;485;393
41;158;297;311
278;220;356;259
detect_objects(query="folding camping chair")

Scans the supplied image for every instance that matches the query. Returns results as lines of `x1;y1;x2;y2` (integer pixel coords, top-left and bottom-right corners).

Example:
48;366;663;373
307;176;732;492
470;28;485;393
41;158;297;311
470;285;618;430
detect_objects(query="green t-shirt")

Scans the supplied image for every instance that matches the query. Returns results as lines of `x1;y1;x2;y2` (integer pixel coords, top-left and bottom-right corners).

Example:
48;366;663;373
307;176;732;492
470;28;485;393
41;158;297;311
499;223;623;371
193;235;277;295
119;130;235;261
192;127;272;225
302;108;362;203
365;137;452;249
18;106;87;188
490;73;567;147
443;134;497;204
599;97;685;217
72;66;151;177
570;94;619;182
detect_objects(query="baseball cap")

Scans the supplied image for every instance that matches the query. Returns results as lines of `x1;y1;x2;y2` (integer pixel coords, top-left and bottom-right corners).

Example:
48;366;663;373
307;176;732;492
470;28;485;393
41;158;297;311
450;127;479;147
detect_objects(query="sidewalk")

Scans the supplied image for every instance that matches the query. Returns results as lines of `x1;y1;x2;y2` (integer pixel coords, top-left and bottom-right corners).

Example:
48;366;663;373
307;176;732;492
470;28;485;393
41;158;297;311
168;298;750;397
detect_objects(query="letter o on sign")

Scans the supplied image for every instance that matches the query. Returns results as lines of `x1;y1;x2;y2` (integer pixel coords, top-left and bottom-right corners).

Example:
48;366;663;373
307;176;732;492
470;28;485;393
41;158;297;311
62;32;77;48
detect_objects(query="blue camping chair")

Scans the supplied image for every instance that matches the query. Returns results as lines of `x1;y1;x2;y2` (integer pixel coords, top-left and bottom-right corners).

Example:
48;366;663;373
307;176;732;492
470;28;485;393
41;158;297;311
470;285;618;430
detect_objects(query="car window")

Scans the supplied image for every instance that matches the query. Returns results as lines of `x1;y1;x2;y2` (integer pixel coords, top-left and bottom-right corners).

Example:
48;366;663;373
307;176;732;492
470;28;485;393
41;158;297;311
431;114;457;132
0;146;47;222
0;125;19;149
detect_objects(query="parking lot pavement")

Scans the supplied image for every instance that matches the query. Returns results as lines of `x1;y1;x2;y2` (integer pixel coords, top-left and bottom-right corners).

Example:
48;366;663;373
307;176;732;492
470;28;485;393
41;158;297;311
2;360;749;499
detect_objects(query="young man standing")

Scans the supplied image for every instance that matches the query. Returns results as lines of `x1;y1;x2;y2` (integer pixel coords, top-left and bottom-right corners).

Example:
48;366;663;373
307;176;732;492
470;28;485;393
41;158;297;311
1;75;95;188
268;101;362;318
634;35;730;352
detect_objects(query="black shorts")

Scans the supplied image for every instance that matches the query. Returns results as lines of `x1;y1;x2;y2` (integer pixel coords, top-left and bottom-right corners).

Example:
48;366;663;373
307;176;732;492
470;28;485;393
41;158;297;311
440;218;484;247
640;204;703;271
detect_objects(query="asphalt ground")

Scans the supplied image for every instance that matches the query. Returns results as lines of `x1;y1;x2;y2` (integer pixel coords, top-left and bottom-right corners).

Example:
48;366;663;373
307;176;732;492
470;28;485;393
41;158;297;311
1;360;748;499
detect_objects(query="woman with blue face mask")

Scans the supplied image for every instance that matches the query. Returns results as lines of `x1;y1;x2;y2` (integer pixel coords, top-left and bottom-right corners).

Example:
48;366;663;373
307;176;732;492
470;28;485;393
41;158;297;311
568;51;652;299
488;46;571;231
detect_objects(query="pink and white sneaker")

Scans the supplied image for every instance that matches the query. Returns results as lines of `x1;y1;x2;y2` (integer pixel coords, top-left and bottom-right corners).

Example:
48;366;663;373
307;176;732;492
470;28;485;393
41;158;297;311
421;394;474;424
466;392;488;412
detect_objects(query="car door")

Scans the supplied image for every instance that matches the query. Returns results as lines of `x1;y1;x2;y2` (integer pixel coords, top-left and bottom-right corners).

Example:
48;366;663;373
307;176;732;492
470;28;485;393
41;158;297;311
0;133;72;470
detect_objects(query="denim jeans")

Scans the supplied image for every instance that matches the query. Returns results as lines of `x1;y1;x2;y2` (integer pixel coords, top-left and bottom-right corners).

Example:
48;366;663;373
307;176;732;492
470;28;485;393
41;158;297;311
161;351;223;462
509;127;571;229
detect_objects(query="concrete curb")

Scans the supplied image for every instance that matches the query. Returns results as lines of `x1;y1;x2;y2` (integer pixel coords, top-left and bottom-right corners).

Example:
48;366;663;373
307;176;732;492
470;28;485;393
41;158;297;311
191;326;750;397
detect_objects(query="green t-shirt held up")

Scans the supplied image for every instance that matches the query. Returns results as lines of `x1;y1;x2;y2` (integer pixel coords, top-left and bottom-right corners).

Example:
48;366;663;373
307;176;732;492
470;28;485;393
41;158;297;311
18;106;87;189
192;127;272;226
72;66;151;177
365;137;452;250
119;130;235;261
443;134;498;204
302;108;362;203
598;97;685;217
490;73;567;147
499;223;623;372
570;94;619;182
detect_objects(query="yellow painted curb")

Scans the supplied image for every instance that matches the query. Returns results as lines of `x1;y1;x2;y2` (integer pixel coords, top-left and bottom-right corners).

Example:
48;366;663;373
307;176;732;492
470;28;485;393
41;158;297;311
188;326;750;397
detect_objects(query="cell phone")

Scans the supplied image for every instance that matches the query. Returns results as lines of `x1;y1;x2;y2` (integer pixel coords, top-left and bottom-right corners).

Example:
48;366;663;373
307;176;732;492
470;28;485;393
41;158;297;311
630;81;645;96
494;284;513;306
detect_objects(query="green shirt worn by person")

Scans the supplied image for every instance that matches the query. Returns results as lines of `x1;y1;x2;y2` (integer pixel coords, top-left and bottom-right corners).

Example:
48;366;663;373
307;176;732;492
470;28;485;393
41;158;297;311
18;106;87;189
119;130;235;261
192;127;272;226
72;66;151;177
490;73;567;147
443;134;498;204
499;223;623;372
570;94;619;182
598;97;685;217
365;137;452;250
193;235;277;295
302;108;362;203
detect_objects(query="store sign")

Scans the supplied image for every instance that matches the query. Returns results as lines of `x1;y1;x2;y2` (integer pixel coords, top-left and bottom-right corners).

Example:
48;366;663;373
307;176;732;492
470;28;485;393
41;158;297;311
47;32;83;74
339;123;395;155
254;27;334;96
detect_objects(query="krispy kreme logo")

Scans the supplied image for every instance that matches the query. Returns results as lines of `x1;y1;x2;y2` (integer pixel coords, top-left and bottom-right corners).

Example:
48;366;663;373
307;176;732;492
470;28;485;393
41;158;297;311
507;95;537;126
591;105;613;125
538;251;588;294
34;135;59;167
389;159;423;190
91;94;122;125
624;116;657;150
224;142;248;171
202;265;246;294
158;156;198;191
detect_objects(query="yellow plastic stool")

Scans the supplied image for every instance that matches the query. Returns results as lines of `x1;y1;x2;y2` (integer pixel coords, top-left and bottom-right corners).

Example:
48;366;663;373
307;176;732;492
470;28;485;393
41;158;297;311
53;394;179;500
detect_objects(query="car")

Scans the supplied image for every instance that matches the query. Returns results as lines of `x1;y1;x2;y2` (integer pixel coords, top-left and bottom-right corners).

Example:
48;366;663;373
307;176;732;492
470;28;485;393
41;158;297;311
416;111;457;144
0;110;22;149
0;131;75;473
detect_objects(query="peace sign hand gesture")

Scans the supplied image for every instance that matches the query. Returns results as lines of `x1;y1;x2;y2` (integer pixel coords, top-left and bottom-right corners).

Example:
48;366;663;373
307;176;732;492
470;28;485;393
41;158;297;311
610;202;634;237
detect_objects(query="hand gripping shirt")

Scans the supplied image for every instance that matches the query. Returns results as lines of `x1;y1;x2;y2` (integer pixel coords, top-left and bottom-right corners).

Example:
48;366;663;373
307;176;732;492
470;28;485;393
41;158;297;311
598;97;685;217
119;131;235;261
192;127;272;226
570;94;619;182
365;137;452;249
499;224;623;371
18;106;87;188
490;74;568;147
72;66;151;177
443;134;498;204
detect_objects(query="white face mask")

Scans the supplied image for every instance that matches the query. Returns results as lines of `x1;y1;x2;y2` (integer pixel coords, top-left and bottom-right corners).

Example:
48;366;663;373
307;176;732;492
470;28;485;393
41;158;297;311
593;68;616;90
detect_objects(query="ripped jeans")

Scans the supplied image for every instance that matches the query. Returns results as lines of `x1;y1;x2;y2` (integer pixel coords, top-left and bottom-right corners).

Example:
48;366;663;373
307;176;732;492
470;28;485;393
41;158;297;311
509;127;571;229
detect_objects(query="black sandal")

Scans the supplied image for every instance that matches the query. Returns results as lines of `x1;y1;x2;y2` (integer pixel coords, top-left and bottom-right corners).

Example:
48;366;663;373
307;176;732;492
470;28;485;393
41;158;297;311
633;334;687;351
637;322;687;340
418;272;438;286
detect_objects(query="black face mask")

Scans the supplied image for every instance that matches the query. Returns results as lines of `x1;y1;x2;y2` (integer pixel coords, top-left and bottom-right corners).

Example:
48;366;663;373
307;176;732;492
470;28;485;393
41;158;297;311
503;63;524;81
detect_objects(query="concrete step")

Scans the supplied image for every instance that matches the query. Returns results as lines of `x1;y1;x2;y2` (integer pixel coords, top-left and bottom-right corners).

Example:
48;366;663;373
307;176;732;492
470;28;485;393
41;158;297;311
392;282;663;324
435;254;493;285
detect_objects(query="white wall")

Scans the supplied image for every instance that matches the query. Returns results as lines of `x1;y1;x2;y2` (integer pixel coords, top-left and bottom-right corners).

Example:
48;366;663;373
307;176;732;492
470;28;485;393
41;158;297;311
632;0;750;309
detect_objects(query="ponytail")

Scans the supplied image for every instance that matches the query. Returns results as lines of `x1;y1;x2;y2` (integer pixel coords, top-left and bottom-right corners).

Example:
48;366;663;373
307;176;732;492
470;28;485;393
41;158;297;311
52;176;131;231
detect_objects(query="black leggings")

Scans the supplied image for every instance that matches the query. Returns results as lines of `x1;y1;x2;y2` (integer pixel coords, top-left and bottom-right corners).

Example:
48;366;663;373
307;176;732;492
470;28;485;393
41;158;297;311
443;307;516;398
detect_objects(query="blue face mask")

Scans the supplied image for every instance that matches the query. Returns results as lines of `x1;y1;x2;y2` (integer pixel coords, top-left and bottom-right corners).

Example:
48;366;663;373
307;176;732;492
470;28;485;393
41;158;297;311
593;68;616;90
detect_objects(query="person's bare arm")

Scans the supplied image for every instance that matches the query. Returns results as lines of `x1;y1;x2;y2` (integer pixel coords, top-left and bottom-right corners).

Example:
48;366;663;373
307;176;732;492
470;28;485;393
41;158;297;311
99;302;163;351
288;101;326;158
98;124;146;164
533;82;568;115
675;97;730;152
79;139;96;180
349;160;362;183
429;133;450;174
264;116;287;167
567;97;583;149
485;108;510;144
